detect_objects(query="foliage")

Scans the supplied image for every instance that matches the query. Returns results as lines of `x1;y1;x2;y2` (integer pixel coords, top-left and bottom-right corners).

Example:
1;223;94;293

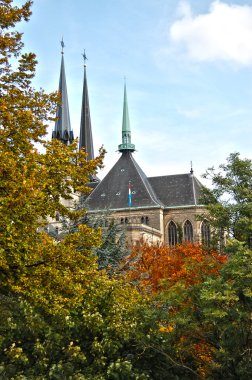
199;241;252;379
0;284;150;379
125;242;227;378
0;3;150;378
201;153;252;248
0;0;106;311
127;242;226;292
126;240;251;379
81;214;130;274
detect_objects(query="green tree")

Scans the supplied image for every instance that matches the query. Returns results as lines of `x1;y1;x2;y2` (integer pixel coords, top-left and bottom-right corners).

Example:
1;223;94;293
200;241;252;379
201;153;252;248
80;214;130;275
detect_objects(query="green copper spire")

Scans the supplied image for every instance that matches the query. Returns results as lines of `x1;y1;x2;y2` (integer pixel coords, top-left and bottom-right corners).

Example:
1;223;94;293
118;83;135;152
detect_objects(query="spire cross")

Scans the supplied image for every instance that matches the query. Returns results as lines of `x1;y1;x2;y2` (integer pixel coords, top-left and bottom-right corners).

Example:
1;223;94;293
82;49;88;66
60;38;65;54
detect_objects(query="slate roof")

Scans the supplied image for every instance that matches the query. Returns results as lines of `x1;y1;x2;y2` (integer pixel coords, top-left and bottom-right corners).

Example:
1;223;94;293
85;151;161;211
148;174;203;208
85;152;204;212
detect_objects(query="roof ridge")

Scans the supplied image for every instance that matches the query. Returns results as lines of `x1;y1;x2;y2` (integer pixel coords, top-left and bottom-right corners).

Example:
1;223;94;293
130;154;161;206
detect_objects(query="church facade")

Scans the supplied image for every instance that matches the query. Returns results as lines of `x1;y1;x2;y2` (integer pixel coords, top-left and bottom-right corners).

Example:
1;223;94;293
52;46;210;246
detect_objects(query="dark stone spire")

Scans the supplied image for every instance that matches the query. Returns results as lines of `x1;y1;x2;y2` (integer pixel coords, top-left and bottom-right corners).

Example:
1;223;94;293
52;39;74;145
79;50;94;160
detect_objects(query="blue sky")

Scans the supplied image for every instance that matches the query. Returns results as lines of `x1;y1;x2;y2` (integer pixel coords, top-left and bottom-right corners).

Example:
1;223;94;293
16;0;252;183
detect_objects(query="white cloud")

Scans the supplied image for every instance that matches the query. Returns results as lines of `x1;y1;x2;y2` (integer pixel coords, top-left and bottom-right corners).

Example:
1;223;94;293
170;1;252;65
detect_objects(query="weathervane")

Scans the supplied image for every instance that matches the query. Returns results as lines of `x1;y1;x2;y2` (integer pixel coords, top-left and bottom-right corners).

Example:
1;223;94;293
60;38;65;54
82;49;88;66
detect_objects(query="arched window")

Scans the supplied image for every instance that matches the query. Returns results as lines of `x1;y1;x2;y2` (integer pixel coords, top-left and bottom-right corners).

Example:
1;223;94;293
201;220;211;245
145;216;149;225
168;221;178;246
184;220;193;242
125;217;129;224
141;216;145;224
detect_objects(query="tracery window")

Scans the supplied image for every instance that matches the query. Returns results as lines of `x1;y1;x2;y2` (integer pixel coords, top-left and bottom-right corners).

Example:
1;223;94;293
168;221;178;246
184;220;193;242
201;220;211;245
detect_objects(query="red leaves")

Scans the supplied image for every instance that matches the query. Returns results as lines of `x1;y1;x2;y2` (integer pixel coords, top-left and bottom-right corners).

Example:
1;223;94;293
127;242;227;292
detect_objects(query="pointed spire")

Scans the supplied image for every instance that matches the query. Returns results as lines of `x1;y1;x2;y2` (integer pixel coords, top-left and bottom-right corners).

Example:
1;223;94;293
79;50;94;160
118;82;135;152
52;39;74;145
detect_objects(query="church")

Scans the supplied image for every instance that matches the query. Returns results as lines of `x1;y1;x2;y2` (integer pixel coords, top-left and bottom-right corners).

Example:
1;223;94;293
52;45;210;246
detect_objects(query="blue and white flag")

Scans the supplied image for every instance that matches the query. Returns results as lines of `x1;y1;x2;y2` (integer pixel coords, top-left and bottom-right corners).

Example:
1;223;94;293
128;181;132;207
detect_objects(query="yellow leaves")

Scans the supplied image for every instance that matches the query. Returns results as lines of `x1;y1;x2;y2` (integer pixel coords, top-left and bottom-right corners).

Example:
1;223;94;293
159;324;174;333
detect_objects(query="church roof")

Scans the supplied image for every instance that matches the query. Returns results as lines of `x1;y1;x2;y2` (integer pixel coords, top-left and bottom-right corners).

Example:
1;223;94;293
52;40;74;144
84;84;204;213
85;151;161;211
148;174;203;208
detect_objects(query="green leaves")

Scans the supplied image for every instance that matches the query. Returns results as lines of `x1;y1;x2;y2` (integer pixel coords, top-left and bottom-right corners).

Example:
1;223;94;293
202;153;252;247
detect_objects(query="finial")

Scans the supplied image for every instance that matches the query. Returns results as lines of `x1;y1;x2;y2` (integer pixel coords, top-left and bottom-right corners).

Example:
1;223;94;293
61;38;65;54
190;161;194;175
82;49;88;67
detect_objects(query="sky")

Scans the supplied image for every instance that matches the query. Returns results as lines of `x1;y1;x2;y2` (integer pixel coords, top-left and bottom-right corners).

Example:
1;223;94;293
15;0;252;184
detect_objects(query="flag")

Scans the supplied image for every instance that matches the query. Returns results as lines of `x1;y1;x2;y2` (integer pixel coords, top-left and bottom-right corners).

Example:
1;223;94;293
128;181;132;207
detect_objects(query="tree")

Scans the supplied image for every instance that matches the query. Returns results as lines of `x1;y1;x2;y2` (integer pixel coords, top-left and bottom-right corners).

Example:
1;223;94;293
80;214;130;275
126;242;228;379
201;153;252;248
199;241;252;379
0;0;106;311
127;242;226;293
0;3;152;378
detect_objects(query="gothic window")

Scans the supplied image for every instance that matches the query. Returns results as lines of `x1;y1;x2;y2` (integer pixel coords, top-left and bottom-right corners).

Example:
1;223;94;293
120;218;124;224
184;220;193;242
145;216;149;225
141;216;145;224
201;220;211;245
168;221;178;246
125;218;129;224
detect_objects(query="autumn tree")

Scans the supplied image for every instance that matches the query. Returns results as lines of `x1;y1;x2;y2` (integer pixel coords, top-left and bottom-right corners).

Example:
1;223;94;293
0;2;153;378
127;242;226;292
125;242;229;379
0;0;106;309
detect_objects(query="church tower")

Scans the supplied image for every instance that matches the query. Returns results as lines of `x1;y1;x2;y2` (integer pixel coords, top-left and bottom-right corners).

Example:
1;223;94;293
52;40;74;145
79;50;95;159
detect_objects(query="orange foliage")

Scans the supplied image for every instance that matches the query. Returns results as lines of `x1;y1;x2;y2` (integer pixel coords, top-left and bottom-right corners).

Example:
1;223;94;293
127;242;227;292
